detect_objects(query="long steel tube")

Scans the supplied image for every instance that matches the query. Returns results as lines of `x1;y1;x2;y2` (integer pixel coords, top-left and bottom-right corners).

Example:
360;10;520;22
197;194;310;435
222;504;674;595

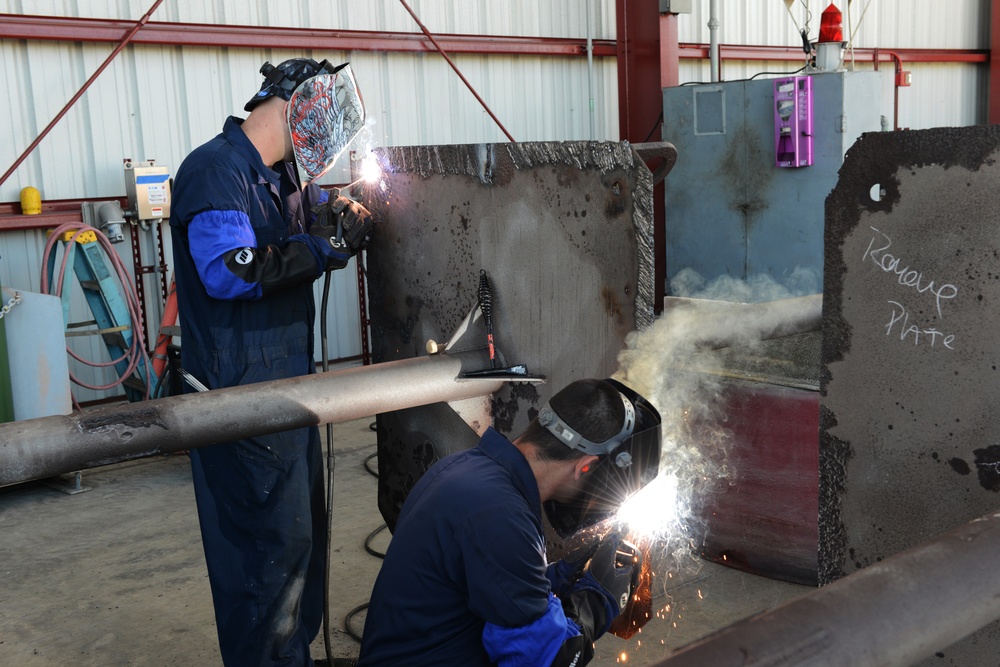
654;508;1000;667
0;352;502;488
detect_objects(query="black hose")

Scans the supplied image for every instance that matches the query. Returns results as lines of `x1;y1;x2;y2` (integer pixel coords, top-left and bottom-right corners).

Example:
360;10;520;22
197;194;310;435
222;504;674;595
321;270;336;667
344;602;368;643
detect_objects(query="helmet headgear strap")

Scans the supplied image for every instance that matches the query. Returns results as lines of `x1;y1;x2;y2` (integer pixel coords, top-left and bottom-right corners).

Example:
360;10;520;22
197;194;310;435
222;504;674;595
538;392;636;457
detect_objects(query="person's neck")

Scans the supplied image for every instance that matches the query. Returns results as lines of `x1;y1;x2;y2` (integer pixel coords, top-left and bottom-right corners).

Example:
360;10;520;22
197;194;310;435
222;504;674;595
514;440;571;503
241;107;287;168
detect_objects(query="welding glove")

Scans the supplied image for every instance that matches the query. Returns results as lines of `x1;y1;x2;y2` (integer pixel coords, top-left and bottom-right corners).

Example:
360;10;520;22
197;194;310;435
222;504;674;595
560;532;638;638
546;538;601;598
311;195;373;257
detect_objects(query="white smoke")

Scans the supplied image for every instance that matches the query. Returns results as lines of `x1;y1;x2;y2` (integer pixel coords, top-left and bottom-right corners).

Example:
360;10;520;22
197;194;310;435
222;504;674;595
613;267;820;575
671;266;820;303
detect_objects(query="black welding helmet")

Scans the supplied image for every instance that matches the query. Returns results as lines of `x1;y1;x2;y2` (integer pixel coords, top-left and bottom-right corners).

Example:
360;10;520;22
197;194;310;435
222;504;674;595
245;58;366;186
542;378;662;538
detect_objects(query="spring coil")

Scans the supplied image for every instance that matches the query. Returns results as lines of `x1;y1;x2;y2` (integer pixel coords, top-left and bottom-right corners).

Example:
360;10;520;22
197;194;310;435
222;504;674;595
478;269;493;322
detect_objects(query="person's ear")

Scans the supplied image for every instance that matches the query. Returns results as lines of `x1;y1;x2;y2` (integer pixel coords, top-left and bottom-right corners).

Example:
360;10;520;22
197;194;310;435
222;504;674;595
574;455;600;480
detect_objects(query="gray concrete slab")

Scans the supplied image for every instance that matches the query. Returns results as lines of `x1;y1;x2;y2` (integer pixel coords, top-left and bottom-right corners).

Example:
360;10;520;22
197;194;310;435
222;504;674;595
0;414;808;666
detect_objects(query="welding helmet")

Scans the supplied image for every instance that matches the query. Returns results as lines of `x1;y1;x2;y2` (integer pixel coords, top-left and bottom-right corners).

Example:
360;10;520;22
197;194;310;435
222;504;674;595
542;379;662;538
246;58;366;186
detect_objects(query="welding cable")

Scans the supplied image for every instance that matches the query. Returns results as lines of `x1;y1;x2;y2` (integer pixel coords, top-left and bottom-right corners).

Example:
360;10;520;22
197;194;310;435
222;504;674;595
340;452;387;643
40;221;152;404
363;451;378;478
344;602;369;643
320;268;338;667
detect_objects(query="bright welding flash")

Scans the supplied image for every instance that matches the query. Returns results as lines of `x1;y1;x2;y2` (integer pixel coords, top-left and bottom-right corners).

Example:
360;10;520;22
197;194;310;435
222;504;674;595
360;152;382;185
615;473;679;539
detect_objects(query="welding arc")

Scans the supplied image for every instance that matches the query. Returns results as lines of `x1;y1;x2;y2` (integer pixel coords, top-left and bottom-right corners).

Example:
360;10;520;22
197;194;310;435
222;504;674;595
478;269;496;369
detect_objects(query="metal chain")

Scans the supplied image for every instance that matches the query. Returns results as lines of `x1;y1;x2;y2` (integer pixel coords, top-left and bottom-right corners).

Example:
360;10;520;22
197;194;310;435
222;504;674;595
0;291;22;320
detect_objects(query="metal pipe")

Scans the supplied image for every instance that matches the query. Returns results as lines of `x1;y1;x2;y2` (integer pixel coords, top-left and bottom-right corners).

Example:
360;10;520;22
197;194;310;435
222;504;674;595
0;0;164;190
708;0;720;82
397;0;516;143
662;293;823;349
653;508;1000;667
0;352;503;488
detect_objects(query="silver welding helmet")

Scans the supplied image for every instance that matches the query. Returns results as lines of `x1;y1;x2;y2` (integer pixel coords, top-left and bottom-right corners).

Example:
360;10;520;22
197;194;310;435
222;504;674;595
542;379;662;538
245;58;366;187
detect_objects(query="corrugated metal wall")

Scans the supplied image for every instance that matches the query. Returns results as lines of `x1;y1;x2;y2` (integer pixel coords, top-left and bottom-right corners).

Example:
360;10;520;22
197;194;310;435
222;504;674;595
0;0;991;402
674;0;989;127
0;0;620;402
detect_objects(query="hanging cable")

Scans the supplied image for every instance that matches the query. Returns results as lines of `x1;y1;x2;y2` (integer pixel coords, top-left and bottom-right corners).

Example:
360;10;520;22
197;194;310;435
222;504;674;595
40;221;152;405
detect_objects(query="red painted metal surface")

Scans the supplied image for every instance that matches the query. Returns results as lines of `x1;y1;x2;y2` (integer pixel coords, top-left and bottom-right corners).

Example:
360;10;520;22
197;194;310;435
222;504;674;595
678;42;987;64
617;0;665;313
0;14;616;57
699;380;820;586
0;197;128;231
659;12;681;89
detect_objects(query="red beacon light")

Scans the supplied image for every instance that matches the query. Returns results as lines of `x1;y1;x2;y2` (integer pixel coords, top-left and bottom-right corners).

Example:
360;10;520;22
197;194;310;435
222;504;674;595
818;3;844;43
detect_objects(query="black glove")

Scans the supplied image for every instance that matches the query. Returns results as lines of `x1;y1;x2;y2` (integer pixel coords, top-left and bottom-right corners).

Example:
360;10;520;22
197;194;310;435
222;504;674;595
312;195;373;256
546;538;601;598
586;534;640;617
565;532;639;636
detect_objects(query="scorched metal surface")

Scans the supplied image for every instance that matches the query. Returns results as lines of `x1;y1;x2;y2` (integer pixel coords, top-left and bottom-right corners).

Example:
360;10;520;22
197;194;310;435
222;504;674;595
821;125;1000;664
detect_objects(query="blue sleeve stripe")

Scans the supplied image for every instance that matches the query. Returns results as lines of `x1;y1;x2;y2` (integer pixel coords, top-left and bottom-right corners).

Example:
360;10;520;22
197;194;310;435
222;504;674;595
188;210;262;300
482;593;580;667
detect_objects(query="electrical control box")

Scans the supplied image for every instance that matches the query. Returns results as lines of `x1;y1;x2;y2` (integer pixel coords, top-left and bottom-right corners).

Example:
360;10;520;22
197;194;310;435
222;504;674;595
774;76;813;168
123;159;171;221
663;70;888;285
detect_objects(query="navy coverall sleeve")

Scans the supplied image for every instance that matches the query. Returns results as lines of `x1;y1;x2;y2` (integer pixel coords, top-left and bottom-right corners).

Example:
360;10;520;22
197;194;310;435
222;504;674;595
460;508;585;666
186;170;328;299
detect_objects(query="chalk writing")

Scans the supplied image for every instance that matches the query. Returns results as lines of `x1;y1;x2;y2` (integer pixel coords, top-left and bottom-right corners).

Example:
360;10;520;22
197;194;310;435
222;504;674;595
885;301;956;349
863;226;959;318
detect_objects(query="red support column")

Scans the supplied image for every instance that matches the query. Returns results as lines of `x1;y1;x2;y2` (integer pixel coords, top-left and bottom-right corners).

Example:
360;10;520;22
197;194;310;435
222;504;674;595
617;0;666;312
991;0;1000;124
660;12;681;88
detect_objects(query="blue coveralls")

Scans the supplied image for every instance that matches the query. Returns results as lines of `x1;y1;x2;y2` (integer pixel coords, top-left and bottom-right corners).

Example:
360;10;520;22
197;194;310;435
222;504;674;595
170;117;328;667
358;428;585;666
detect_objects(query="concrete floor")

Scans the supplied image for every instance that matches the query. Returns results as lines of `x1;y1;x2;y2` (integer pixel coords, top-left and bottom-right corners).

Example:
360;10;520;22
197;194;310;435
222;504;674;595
0;414;810;666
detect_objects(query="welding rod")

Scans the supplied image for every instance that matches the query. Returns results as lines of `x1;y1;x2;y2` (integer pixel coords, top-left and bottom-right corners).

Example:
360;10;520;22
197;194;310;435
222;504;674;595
653;508;1000;667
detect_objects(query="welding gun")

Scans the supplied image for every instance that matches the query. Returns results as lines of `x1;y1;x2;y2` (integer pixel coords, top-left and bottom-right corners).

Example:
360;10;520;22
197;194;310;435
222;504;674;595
310;193;373;269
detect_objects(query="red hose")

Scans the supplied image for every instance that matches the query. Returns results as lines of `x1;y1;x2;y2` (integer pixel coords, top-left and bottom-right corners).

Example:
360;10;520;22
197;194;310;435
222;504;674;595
41;222;152;401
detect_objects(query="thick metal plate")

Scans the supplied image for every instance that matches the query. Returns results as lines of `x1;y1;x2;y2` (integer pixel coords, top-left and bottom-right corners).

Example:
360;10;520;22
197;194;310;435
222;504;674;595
820;125;1000;664
364;141;655;527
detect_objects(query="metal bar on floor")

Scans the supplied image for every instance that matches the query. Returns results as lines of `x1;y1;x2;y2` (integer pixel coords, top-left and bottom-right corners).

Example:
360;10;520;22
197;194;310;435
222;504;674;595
652;508;1000;667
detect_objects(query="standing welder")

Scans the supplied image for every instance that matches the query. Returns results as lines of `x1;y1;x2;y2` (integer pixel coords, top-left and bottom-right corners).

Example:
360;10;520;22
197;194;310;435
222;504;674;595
358;378;662;666
170;58;371;667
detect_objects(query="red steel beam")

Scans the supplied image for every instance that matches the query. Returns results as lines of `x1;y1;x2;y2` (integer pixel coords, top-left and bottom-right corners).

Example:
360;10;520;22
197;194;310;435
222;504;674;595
992;0;1000;123
678;42;988;64
0;14;617;57
0;197;126;231
616;0;665;313
0;14;984;64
